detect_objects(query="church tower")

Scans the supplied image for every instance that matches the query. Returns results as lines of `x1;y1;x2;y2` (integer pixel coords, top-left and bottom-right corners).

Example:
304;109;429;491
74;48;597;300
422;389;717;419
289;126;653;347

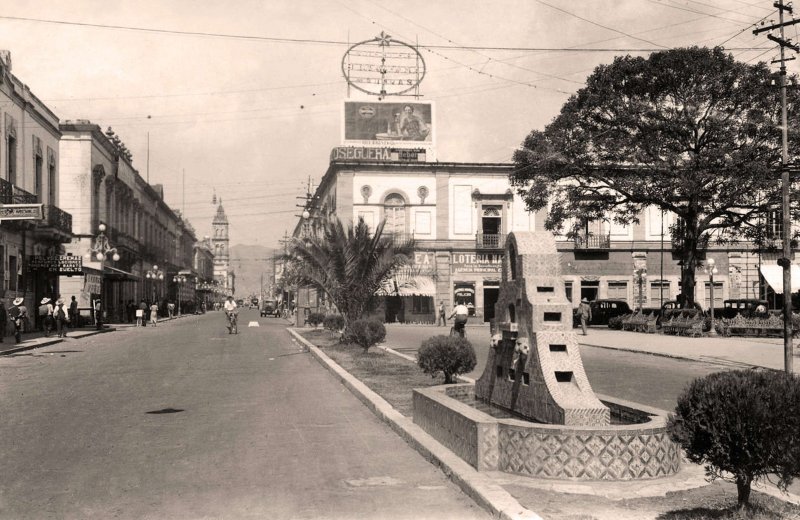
212;203;233;294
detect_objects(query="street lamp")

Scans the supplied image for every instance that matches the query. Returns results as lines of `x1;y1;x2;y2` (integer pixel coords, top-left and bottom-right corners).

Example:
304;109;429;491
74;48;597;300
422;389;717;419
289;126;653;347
85;223;120;328
146;264;164;303
633;267;647;312
173;275;187;315
705;258;719;337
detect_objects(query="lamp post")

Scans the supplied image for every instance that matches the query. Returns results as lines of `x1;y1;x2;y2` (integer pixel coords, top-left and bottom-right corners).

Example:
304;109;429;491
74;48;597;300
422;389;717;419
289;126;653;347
173;275;187;315
633;267;647;312
705;258;719;337
85;223;120;329
145;265;164;303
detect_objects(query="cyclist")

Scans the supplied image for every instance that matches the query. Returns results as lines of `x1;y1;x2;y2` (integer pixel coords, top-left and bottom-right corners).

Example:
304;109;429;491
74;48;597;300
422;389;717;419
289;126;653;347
449;302;469;338
223;295;238;334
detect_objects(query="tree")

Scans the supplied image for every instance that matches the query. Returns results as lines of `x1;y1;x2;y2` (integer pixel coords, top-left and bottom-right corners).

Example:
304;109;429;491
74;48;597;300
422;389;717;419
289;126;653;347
417;335;476;384
668;370;800;508
286;217;414;331
511;46;800;306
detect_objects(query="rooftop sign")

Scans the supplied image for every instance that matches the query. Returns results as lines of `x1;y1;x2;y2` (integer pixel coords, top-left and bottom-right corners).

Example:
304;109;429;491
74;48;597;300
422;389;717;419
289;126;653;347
342;32;425;97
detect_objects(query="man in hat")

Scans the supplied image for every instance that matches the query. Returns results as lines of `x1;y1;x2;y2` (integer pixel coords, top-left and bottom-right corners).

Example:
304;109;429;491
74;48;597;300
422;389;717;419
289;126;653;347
9;297;27;343
54;298;69;338
38;297;54;337
223;295;238;334
578;298;592;336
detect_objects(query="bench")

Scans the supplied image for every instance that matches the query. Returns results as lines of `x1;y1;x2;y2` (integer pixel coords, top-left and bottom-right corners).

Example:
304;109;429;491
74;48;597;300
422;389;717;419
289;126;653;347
719;314;783;337
662;315;704;337
621;312;658;333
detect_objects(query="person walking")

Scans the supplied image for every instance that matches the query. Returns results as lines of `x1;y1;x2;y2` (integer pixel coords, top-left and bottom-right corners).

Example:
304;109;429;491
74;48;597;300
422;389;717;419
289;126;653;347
0;299;7;343
578;298;592;335
149;301;158;327
39;297;54;337
139;299;148;327
167;301;175;319
437;300;447;326
9;297;27;344
54;298;69;338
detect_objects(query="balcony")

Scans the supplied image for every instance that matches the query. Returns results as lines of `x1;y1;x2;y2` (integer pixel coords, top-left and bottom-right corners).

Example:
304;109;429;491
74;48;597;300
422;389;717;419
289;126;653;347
34;205;73;242
574;233;611;250
0;177;37;204
476;233;507;250
116;231;140;254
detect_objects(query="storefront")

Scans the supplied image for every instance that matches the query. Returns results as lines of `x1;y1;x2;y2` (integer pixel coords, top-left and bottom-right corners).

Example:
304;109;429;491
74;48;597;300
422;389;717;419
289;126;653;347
450;251;502;322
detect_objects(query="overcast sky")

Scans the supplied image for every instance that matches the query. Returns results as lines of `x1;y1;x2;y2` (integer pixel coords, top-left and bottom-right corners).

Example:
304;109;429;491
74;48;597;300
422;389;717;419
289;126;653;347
0;0;789;252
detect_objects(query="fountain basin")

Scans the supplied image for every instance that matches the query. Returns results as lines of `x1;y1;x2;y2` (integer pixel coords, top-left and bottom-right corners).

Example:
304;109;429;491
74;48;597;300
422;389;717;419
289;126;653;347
413;383;681;481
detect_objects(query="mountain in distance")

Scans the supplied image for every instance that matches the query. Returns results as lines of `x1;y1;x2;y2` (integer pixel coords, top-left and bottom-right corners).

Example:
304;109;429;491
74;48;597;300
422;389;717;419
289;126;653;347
229;244;276;299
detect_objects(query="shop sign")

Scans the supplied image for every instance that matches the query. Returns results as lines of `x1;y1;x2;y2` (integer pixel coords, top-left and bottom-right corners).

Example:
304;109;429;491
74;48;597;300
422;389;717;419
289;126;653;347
0;203;43;220
413;251;434;267
28;255;83;275
330;146;426;162
452;252;502;274
85;274;102;294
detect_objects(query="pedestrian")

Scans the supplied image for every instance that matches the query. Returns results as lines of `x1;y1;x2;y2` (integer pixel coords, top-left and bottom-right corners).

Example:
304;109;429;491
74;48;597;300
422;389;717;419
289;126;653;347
69;296;78;328
39;297;54;337
54;298;69;338
9;297;27;343
438;300;447;326
139;299;148;327
578;298;592;335
150;301;158;327
0;299;7;343
167;301;175;319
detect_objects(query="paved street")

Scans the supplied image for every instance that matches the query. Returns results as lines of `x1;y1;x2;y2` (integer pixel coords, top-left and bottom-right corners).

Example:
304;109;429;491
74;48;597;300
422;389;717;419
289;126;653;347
0;311;488;520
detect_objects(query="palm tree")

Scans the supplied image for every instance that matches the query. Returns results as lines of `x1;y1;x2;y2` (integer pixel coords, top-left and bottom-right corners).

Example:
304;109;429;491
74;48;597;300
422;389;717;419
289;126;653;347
287;217;415;330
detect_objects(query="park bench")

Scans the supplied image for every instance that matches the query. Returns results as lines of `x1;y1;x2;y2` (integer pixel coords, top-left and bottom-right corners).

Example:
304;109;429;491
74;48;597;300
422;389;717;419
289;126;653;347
621;312;658;333
719;313;783;337
662;314;704;337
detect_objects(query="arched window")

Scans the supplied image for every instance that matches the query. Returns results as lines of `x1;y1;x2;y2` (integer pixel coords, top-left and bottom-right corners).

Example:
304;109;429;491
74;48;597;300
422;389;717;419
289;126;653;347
384;193;406;235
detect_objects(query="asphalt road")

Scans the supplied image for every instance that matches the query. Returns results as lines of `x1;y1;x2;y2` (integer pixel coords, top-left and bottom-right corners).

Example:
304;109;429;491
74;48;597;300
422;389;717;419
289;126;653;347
0;311;489;520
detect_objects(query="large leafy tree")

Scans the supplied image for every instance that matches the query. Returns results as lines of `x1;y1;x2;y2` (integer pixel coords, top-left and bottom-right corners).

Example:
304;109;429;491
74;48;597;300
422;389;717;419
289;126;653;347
286;217;414;329
512;46;800;306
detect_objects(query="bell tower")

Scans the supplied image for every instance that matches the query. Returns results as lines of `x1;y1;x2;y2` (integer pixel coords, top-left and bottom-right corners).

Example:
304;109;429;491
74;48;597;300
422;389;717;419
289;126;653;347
212;203;231;291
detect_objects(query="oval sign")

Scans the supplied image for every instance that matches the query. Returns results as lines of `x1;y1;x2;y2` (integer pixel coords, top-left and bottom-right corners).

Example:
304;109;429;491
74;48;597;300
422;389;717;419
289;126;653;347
341;32;426;97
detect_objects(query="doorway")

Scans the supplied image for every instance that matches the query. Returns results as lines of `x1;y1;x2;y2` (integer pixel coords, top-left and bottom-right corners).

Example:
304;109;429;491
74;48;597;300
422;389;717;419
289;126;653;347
483;285;499;323
580;280;599;301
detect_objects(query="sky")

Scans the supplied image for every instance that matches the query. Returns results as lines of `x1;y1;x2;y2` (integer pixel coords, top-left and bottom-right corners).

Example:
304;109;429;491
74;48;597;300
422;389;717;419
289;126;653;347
0;0;791;251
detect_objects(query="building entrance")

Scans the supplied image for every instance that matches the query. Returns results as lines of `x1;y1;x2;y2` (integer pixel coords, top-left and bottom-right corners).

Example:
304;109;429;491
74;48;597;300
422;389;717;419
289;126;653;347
483;286;499;323
580;280;599;302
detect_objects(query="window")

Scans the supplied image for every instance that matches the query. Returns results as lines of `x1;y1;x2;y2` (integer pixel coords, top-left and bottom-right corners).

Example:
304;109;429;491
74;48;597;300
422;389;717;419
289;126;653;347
607;281;627;301
414;211;431;235
412;296;432;314
650;281;670;306
34;153;43;202
564;281;573;302
383;193;406;235
766;207;782;240
7;132;16;185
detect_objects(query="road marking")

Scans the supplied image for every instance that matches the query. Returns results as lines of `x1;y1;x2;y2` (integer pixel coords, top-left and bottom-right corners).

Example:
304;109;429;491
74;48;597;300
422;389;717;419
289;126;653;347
248;321;259;327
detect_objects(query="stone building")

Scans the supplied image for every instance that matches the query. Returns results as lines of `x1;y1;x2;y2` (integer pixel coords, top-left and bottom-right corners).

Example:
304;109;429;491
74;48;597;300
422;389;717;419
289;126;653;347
211;202;235;297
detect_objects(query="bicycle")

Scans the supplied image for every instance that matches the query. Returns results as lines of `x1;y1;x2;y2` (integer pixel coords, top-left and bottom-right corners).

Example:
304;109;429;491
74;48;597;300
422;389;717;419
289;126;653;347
450;319;467;338
226;310;239;334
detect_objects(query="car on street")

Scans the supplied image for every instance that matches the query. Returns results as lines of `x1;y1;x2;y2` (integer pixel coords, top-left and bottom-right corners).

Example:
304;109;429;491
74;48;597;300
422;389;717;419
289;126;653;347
573;299;632;327
260;300;276;317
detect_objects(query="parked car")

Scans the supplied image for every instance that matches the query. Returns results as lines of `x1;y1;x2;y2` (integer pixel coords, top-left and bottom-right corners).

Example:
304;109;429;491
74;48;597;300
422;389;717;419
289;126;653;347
573;299;632;327
260;300;276;317
720;299;769;319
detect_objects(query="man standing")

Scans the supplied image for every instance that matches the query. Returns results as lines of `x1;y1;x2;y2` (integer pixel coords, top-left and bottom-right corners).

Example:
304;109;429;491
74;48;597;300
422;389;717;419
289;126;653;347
0;299;7;343
578;298;592;336
39;298;54;337
9;297;27;344
438;300;447;326
167;301;175;319
54;298;69;338
69;296;78;328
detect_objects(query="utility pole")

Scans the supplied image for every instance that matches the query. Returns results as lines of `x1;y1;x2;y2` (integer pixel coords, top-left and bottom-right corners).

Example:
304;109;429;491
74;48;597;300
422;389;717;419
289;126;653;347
754;1;799;374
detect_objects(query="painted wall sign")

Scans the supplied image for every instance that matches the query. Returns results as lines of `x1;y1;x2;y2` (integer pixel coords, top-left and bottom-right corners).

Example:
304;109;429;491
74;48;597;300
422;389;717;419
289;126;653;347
452;252;503;274
330;146;426;162
341;32;425;97
28;255;83;275
85;274;102;294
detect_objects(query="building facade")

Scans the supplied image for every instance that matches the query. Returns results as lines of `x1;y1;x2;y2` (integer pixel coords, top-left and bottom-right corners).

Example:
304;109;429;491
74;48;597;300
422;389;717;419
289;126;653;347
211;203;235;297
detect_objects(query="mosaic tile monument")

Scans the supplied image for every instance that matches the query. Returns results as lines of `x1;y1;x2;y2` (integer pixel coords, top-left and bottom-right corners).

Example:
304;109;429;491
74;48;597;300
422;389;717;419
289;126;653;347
474;231;610;426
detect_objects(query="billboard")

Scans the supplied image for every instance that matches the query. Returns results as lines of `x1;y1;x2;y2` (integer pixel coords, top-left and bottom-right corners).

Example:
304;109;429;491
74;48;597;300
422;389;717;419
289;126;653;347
343;101;434;148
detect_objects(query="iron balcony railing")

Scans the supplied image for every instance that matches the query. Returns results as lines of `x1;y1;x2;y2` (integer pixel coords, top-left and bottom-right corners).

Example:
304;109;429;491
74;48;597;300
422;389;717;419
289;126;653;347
38;205;72;236
574;233;611;250
0;177;37;204
476;233;507;249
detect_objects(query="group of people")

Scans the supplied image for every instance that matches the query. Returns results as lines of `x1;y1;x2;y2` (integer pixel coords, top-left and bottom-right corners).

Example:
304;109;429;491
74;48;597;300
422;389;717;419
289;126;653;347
133;299;160;327
0;295;79;344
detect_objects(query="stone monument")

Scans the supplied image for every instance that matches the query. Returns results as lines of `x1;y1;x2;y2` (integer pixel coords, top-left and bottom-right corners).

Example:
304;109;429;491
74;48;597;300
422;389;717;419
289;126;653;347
475;231;610;426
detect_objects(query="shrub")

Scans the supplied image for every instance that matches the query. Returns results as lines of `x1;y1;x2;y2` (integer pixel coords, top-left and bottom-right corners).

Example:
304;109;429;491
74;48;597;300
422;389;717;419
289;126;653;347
668;370;800;508
417;335;477;384
307;312;325;327
323;314;345;334
345;318;386;352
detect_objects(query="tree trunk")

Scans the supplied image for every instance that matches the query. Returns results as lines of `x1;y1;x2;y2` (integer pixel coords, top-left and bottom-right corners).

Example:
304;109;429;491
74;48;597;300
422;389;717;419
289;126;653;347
444;371;454;384
679;216;701;308
736;474;752;509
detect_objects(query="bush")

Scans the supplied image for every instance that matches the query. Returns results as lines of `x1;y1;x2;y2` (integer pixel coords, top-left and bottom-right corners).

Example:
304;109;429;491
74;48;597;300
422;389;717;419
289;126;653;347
323;314;345;334
307;312;325;327
345;318;386;352
668;370;800;508
417;335;477;384
607;315;625;330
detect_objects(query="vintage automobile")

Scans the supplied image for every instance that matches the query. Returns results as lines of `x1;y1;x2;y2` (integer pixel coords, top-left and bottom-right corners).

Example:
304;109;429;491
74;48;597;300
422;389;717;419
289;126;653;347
573;299;632;327
260;300;277;317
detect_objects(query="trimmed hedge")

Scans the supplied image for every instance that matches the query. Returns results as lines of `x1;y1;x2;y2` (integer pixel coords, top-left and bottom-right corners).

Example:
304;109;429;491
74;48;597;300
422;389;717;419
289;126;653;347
307;312;326;327
323;314;345;334
668;370;800;508
346;318;386;352
417;335;476;384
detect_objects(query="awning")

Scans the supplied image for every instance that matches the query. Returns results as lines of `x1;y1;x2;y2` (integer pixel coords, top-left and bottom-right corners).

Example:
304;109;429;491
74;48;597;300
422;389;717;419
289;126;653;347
379;275;436;297
103;265;141;281
759;264;800;294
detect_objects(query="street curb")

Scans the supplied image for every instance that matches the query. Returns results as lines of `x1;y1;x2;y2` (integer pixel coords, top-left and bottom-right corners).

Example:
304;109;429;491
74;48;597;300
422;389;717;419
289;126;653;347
579;342;769;371
288;328;541;520
0;327;116;356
